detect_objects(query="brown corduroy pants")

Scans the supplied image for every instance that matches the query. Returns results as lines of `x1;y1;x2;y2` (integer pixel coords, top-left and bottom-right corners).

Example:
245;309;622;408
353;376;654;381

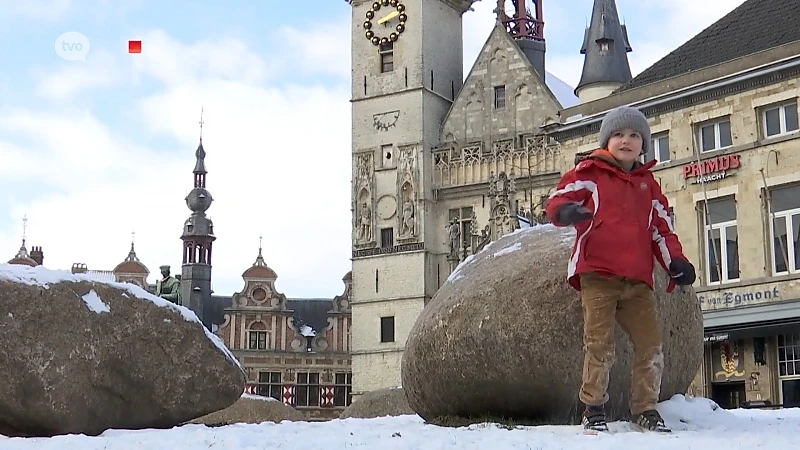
578;272;664;415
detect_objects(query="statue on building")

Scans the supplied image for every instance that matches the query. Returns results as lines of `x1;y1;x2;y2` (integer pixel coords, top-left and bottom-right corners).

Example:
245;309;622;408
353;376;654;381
358;202;372;241
401;200;415;236
447;218;461;258
155;265;182;305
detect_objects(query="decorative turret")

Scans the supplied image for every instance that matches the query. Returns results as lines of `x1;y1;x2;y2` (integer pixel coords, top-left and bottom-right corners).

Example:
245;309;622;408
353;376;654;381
497;0;546;78
7;215;38;267
180;108;216;330
113;231;150;287
242;236;278;281
575;0;633;103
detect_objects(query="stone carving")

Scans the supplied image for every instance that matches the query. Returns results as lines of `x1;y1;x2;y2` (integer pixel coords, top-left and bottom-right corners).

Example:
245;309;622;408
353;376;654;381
400;200;415;236
397;145;419;240
488;171;520;240
358;202;372;241
446;219;460;259
354;152;375;246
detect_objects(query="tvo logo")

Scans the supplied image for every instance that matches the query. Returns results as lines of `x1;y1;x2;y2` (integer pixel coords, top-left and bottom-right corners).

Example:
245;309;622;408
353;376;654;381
55;32;90;61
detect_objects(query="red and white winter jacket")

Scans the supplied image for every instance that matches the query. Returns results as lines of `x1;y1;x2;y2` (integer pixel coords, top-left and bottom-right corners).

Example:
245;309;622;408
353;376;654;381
545;149;687;293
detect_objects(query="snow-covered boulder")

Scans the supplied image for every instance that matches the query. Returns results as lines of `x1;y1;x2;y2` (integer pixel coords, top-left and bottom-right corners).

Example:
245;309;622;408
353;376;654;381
0;264;246;438
400;225;703;424
339;386;415;419
189;394;304;425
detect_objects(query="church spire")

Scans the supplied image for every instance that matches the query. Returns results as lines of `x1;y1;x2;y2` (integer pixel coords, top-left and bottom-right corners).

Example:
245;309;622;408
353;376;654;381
575;0;633;103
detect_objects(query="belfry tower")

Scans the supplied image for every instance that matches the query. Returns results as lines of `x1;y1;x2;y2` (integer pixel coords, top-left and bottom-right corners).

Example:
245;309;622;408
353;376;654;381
180;109;216;329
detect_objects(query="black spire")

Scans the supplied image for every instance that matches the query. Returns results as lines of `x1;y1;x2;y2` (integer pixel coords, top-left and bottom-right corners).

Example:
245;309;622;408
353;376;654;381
575;0;633;97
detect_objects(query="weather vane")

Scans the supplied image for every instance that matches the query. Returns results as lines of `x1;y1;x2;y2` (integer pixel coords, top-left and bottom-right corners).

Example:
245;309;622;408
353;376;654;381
131;230;136;245
22;214;28;241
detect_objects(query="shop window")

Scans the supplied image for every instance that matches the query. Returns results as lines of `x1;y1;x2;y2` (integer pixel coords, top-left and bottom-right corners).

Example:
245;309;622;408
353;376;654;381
700;196;740;284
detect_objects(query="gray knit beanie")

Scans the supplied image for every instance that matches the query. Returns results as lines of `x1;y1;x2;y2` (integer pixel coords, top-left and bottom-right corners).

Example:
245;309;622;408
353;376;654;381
598;106;651;155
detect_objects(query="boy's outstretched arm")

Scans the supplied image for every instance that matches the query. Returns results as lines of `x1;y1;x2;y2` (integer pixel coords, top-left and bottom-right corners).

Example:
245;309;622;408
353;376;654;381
545;168;596;227
650;182;695;290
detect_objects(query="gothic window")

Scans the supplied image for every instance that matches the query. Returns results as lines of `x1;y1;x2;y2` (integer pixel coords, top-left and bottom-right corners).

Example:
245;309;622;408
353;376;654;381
257;371;282;400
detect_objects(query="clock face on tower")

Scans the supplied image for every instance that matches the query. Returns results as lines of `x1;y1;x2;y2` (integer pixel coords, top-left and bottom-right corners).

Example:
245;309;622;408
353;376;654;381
363;0;407;46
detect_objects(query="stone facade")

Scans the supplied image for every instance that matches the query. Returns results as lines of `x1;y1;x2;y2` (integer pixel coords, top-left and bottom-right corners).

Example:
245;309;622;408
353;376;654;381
348;0;571;399
545;41;800;409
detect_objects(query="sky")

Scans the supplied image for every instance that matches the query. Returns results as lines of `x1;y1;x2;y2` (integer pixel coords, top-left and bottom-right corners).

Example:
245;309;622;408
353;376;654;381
0;0;747;299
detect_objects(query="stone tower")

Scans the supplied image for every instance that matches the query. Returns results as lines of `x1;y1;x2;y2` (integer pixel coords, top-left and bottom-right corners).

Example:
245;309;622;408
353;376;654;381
575;0;633;103
180;114;216;330
348;0;477;399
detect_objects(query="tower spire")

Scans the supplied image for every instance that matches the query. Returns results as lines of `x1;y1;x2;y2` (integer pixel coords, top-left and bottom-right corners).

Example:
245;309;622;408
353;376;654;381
575;0;633;102
253;235;267;266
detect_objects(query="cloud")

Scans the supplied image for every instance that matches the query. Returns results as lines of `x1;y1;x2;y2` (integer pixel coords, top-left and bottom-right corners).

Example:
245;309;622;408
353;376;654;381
0;0;72;21
276;20;352;79
1;29;354;298
32;50;122;100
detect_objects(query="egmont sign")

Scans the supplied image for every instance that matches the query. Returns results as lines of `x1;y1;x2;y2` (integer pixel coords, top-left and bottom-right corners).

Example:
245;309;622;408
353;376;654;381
698;286;780;309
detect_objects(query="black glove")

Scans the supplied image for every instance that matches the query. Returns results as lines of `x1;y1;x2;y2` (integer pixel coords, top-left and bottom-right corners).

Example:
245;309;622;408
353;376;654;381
556;202;593;225
669;258;696;286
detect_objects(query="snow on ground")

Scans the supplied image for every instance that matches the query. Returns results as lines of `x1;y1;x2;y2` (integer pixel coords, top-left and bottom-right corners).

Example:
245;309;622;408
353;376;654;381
1;395;797;449
0;263;241;370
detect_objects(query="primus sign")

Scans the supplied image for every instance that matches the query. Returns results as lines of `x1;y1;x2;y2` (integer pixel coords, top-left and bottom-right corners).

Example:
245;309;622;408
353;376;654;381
682;154;741;184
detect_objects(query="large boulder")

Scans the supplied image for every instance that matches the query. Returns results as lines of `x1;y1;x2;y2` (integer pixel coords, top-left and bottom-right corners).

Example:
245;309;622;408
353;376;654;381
189;394;304;425
0;264;246;437
339;386;415;419
401;225;703;424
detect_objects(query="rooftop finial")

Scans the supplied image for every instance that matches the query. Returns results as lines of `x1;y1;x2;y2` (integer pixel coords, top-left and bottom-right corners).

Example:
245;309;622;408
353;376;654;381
22;214;28;244
259;234;263;256
253;235;267;266
198;106;204;141
126;230;140;262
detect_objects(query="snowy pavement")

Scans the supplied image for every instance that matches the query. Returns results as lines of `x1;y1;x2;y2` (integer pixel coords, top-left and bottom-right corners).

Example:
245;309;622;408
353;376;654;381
1;396;798;449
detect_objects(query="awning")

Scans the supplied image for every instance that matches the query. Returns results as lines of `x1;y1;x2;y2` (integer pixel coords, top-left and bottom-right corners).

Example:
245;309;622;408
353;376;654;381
703;299;800;341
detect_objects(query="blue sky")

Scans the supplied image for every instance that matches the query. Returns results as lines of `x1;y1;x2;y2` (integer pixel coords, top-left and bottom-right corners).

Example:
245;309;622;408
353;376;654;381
0;0;745;298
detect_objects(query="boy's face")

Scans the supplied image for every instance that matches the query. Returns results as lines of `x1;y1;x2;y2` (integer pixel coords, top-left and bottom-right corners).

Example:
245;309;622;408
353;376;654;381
607;128;643;166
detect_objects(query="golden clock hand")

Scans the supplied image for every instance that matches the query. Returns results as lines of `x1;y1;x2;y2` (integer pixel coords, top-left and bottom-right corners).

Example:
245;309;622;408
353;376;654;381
378;10;399;25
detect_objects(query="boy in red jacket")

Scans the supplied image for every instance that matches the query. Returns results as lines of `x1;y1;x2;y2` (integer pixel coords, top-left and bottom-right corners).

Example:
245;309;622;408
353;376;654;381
545;106;696;433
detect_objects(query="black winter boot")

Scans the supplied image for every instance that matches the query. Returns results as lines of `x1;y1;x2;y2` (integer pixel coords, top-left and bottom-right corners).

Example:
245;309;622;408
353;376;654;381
581;404;608;432
631;409;671;433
